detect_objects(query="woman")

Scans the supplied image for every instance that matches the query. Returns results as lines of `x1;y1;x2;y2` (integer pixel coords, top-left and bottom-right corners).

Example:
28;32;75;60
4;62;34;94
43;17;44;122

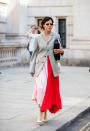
30;17;64;125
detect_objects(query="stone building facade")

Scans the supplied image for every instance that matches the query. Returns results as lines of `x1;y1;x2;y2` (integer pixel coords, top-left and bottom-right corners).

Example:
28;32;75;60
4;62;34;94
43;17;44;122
0;0;90;67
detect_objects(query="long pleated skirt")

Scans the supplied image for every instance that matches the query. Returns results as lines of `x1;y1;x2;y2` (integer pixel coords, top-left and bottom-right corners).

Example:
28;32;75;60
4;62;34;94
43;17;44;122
32;56;62;113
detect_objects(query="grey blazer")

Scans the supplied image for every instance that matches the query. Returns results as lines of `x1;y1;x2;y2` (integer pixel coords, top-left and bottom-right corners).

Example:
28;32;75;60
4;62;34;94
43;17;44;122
29;31;61;77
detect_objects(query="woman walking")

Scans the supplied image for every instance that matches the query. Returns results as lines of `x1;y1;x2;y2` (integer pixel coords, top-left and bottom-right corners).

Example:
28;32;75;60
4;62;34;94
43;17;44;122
30;17;64;125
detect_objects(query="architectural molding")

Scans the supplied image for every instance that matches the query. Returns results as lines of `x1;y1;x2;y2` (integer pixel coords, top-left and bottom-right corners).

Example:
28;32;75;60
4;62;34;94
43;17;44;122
27;5;73;8
72;38;90;41
0;21;6;23
6;34;25;37
0;2;7;5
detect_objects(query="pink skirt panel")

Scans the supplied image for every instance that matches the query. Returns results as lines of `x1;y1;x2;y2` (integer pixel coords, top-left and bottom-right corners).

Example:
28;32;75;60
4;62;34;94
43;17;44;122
32;60;48;106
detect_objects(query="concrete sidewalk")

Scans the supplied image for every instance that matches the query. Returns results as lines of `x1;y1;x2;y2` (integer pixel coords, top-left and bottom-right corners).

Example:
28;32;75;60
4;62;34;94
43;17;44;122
0;66;90;131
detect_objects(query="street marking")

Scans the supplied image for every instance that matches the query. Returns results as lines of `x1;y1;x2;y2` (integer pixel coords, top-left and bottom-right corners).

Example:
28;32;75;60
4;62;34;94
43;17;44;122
80;122;90;131
86;127;90;131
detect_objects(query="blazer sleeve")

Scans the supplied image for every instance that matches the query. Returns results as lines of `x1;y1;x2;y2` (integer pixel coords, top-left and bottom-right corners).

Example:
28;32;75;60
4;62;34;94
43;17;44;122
29;37;38;74
57;34;62;47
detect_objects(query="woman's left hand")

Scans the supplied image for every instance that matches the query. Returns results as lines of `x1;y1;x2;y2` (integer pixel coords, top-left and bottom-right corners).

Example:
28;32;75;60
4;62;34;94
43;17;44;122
54;48;64;54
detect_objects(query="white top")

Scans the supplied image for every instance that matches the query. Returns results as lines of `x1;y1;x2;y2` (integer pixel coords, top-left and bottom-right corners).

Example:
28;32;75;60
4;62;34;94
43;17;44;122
29;33;38;52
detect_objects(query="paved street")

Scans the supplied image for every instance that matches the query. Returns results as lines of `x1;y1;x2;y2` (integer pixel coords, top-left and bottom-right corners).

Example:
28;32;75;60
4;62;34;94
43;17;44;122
0;66;90;131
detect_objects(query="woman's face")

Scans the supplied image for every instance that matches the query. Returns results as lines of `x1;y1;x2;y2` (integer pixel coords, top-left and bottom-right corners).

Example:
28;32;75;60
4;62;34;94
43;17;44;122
43;20;53;32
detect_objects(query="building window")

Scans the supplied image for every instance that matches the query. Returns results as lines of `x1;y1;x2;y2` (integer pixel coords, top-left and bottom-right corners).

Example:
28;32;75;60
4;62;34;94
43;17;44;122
37;19;42;34
58;19;66;48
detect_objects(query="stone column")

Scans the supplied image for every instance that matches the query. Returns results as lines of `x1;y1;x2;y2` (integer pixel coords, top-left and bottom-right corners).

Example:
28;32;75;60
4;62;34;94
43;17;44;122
5;0;30;65
0;1;7;43
67;0;90;66
6;0;28;42
73;0;90;39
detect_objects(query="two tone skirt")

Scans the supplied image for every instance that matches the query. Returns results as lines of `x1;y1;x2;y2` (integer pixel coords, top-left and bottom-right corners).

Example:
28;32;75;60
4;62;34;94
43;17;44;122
32;56;62;113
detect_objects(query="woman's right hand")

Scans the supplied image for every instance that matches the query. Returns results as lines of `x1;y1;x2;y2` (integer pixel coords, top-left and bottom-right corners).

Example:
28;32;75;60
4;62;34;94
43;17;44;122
30;73;34;77
54;48;64;54
25;32;30;38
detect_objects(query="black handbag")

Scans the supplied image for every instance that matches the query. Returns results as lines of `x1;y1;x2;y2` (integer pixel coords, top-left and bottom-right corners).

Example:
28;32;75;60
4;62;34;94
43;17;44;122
53;39;64;61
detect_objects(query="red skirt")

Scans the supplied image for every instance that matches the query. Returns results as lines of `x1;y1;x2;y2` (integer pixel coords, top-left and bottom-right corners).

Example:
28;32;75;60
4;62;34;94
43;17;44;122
40;56;62;113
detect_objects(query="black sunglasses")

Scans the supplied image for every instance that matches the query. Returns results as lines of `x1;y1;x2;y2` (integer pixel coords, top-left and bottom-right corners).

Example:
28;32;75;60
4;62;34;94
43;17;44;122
45;23;53;26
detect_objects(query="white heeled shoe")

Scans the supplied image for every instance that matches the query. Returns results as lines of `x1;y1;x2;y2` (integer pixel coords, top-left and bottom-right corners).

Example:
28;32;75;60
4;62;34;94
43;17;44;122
42;111;47;122
36;111;43;125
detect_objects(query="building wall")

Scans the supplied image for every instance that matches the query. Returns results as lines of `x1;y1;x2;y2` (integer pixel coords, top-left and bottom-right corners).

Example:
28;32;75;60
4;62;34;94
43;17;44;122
0;0;90;66
0;0;30;66
0;0;7;42
67;0;90;66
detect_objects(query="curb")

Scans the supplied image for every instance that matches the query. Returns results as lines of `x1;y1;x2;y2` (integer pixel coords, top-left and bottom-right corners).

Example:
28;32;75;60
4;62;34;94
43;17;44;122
56;106;90;131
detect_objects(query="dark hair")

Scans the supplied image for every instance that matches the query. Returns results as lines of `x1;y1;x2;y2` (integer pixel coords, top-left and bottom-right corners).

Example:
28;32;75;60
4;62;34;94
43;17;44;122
41;17;54;29
31;25;36;28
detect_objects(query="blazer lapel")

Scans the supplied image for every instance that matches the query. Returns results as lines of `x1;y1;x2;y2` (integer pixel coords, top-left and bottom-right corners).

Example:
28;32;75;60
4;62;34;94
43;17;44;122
48;32;54;43
41;31;54;43
41;31;48;42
